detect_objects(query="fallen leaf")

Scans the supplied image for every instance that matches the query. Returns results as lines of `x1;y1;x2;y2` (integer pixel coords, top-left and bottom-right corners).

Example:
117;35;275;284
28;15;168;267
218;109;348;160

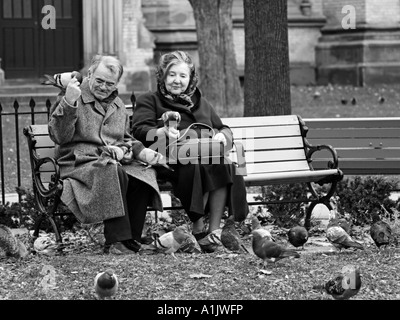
259;269;273;275
189;273;212;279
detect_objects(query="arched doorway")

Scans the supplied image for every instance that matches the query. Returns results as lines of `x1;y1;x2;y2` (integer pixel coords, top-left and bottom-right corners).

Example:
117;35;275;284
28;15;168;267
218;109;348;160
0;0;83;79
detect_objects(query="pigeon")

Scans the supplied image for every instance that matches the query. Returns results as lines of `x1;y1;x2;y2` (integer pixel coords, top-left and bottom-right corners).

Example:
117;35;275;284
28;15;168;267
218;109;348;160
327;218;351;235
370;220;393;248
0;224;28;258
287;225;308;249
220;216;249;253
378;96;385;104
341;97;348;105
149;226;190;259
196;229;223;253
41;71;83;89
33;236;58;256
351;97;357;105
177;229;202;254
326;226;364;251
159;111;181;128
324;266;361;300
251;216;275;241
251;229;300;267
94;269;119;299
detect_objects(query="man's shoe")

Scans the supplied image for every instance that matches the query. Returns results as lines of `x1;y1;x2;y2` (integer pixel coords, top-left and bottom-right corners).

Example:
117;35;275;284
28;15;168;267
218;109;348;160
121;239;141;253
104;242;136;255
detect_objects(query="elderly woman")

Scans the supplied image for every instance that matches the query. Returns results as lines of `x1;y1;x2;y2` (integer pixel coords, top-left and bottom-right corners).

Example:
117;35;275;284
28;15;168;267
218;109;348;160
48;55;164;254
131;51;248;250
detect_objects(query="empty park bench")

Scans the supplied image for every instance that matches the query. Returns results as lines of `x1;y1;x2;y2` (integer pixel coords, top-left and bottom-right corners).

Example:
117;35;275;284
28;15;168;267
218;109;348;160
304;117;400;175
23;114;344;242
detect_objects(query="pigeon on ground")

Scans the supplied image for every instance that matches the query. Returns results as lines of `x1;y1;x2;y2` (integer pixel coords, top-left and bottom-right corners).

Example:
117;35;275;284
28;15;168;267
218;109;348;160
149;225;190;259
251;229;300;267
0;224;28;259
251;216;275;241
324;266;361;300
327;218;352;235
220;216;249;253
196;229;223;253
370;220;393;248
41;71;83;89
287;225;308;250
94;269;119;299
326;226;364;251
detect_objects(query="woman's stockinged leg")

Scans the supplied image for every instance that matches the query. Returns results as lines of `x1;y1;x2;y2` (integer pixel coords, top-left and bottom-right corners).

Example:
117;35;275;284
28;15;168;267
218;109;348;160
208;186;228;232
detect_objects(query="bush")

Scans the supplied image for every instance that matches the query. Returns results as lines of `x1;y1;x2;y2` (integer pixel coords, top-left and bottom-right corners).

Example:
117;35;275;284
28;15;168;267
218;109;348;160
254;176;400;228
335;176;400;226
0;186;77;232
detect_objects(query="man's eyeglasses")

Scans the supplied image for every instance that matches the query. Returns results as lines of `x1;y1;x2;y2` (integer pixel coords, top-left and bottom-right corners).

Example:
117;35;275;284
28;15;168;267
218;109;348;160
94;78;117;90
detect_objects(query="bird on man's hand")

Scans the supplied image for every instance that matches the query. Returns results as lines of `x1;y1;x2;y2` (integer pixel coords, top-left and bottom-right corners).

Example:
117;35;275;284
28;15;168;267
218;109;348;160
41;71;83;89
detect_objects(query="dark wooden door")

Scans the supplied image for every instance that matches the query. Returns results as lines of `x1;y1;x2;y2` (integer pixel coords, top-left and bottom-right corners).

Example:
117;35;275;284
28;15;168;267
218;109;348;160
0;0;83;79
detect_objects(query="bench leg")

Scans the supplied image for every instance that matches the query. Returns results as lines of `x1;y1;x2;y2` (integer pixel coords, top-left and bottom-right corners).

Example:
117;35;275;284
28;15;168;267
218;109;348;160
34;194;63;243
304;199;333;231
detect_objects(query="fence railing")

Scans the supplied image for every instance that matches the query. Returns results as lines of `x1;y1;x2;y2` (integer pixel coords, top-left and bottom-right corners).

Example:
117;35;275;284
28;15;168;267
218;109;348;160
0;98;54;204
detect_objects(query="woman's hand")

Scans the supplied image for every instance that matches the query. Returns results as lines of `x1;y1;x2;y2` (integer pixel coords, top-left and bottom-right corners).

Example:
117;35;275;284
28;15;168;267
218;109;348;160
213;132;227;146
137;148;164;165
157;127;180;140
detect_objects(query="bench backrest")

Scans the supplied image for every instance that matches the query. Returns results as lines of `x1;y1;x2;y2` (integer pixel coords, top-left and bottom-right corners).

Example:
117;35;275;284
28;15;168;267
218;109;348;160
25;115;312;184
221;115;311;177
24;124;57;187
304;117;400;175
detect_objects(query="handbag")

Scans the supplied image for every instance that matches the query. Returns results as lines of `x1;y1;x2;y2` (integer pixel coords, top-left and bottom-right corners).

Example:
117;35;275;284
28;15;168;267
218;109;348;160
166;123;227;165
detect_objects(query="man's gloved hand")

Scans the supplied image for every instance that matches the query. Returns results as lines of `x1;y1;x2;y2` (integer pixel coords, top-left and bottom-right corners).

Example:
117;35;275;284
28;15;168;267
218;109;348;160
137;148;164;165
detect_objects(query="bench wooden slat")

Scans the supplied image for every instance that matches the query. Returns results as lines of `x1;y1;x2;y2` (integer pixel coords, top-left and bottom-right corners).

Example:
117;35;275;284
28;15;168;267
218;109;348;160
34;136;55;148
230;125;301;139
243;169;340;185
240;149;307;163
314;148;400;159
305;117;400;128
308;138;400;148
307;128;400;139
30;124;49;135
246;160;310;175
238;136;305;150
221;115;300;127
36;148;57;158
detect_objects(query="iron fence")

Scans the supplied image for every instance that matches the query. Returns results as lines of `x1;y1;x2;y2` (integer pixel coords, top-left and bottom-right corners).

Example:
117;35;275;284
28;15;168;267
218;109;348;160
0;98;54;204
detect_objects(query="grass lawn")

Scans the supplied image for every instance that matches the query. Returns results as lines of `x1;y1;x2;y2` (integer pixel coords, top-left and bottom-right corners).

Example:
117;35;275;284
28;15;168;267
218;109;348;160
1;84;400;303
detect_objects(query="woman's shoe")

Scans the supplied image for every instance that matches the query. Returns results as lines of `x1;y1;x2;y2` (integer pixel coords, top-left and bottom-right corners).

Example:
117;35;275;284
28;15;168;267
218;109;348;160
192;231;209;241
104;241;138;255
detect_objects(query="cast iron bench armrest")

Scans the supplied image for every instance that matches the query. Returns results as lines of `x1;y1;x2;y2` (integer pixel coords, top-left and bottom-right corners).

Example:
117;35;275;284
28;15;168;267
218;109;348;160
305;143;339;170
32;156;62;198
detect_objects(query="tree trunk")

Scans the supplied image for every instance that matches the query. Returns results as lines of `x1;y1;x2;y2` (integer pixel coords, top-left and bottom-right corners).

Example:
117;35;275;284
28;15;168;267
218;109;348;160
189;0;243;117
243;0;291;116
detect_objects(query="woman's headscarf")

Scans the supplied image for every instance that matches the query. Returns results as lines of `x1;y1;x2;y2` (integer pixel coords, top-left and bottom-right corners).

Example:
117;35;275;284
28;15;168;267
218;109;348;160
155;51;199;108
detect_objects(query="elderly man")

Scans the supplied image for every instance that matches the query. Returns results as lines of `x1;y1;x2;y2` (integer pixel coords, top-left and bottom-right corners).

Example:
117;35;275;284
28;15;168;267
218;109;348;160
48;55;163;254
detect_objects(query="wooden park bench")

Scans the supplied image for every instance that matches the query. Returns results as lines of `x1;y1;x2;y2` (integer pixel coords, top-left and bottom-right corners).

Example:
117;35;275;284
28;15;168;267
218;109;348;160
23;114;344;242
304;117;400;175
